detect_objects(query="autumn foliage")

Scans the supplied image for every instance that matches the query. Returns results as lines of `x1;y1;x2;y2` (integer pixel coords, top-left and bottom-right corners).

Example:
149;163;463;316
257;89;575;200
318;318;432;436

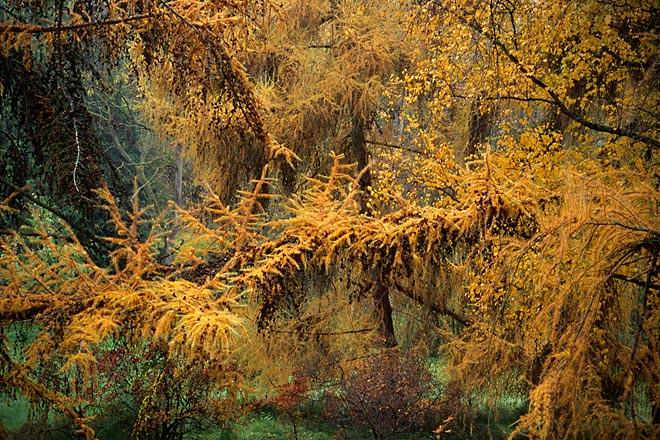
2;1;660;439
323;349;443;439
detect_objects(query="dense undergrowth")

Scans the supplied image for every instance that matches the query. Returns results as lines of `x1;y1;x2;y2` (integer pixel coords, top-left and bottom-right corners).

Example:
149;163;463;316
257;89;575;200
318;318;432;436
1;350;525;440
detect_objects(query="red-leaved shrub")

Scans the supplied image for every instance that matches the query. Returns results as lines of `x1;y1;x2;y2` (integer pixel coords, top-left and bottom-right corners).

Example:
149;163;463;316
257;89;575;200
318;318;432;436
323;350;443;440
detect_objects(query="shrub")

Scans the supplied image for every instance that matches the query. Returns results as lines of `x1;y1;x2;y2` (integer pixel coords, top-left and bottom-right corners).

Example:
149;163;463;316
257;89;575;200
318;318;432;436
323;349;443;440
93;340;229;440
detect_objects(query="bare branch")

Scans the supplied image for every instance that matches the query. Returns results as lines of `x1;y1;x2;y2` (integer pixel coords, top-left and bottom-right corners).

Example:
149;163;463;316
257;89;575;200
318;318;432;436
365;139;428;156
611;273;660;291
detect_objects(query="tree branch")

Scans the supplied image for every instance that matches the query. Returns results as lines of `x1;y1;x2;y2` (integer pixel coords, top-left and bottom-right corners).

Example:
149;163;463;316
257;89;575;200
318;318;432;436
270;328;375;336
587;220;660;238
365;139;428;156
0;13;156;34
393;281;473;326
494;42;660;150
431;0;660;150
611;273;660;291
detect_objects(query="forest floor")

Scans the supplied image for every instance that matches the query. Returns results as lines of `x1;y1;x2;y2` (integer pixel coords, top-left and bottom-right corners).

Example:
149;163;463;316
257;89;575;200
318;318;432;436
1;400;521;440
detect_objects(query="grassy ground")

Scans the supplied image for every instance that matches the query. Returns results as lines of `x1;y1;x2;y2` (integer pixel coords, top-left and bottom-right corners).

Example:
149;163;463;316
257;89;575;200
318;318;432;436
2;402;524;440
0;357;525;439
0;396;30;433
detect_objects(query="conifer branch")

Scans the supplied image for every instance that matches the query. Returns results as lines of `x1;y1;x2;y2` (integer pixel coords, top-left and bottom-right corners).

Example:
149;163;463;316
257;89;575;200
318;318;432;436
0;176;111;253
0;13;156;34
587;220;660;238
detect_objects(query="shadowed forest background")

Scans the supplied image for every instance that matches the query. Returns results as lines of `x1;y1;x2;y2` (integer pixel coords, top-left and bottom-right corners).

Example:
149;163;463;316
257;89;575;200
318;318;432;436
1;1;659;439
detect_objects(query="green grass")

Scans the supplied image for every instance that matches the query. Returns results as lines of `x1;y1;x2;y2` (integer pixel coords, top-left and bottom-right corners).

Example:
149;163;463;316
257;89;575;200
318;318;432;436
0;402;522;440
220;411;440;440
0;396;30;433
184;411;345;440
232;412;335;440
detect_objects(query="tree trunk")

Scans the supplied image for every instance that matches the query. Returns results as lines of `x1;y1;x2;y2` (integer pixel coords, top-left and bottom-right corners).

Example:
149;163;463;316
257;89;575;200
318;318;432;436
351;116;372;214
373;280;397;347
455;97;491;167
164;145;184;264
174;144;184;208
351;116;397;347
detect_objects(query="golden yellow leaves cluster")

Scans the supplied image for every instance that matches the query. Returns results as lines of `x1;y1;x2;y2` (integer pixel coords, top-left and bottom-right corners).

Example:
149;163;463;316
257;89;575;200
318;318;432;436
0;187;244;437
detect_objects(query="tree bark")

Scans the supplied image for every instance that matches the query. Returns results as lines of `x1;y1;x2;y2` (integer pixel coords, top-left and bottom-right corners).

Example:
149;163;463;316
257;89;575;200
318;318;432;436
164;145;183;264
352;115;397;347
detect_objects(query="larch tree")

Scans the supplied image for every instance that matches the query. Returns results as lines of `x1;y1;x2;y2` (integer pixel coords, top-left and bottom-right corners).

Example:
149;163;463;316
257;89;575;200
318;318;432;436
243;0;412;347
1;1;660;439
0;0;285;437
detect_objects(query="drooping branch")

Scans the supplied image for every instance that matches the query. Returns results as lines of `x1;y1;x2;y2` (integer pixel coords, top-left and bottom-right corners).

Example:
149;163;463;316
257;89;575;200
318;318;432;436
587;221;660;238
393;281;473;327
0;13;156;34
158;0;267;143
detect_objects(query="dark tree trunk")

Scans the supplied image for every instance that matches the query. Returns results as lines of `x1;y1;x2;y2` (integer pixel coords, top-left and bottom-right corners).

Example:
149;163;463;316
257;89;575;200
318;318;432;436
466;97;491;153
351;115;397;347
351;116;372;214
373;280;397;347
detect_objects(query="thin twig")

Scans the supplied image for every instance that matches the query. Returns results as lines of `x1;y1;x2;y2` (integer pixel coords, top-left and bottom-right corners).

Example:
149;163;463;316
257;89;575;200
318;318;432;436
365;139;428;156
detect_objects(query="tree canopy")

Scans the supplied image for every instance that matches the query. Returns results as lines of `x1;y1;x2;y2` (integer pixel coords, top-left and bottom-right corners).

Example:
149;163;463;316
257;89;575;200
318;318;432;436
1;1;660;439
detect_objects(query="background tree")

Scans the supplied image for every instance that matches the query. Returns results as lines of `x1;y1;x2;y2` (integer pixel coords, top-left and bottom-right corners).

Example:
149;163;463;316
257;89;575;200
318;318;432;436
243;0;412;346
0;0;287;250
